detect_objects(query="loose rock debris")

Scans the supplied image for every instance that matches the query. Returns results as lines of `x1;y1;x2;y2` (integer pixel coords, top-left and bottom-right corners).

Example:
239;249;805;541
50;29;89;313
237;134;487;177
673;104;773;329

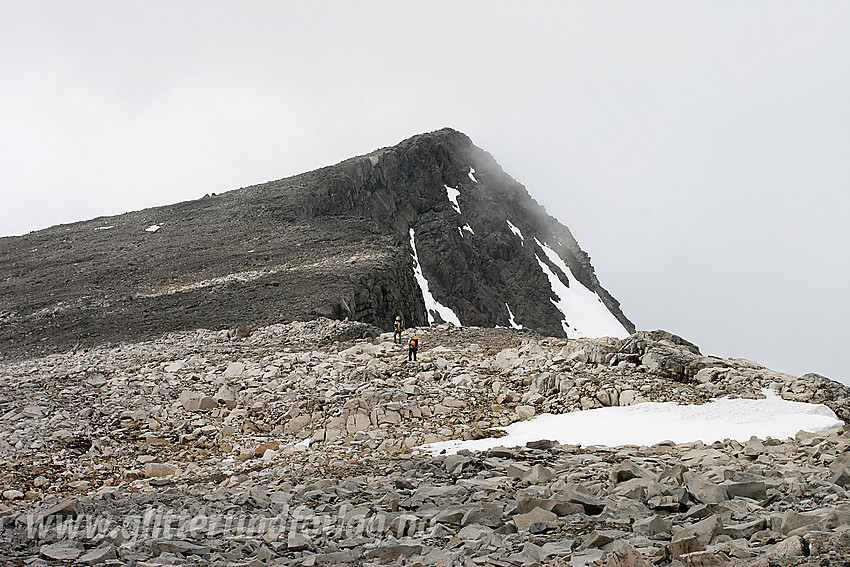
1;319;850;566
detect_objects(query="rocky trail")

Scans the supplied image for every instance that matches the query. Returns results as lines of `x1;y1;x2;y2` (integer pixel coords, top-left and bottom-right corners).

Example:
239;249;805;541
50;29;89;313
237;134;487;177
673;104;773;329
2;319;850;566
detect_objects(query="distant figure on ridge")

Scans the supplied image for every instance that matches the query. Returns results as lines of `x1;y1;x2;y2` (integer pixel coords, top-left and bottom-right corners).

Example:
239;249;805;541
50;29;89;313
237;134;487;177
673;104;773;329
393;315;405;344
408;335;418;361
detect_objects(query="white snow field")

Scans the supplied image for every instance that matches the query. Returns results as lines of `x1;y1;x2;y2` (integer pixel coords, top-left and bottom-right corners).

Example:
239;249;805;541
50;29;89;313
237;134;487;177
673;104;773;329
506;303;523;329
424;389;843;455
468;166;478;183
409;228;462;326
534;238;629;339
502;221;625;338
445;185;462;215
506;220;524;242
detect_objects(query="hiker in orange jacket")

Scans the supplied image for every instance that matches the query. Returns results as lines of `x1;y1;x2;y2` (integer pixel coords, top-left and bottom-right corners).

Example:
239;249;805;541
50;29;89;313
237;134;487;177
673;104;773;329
408;335;418;361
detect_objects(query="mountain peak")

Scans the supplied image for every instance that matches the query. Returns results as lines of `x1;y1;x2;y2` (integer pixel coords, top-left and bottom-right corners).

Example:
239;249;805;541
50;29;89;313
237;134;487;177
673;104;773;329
0;131;633;360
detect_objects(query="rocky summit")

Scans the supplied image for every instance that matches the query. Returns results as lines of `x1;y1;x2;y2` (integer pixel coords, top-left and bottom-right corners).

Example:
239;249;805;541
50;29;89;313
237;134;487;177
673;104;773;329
2;319;850;566
0;128;632;362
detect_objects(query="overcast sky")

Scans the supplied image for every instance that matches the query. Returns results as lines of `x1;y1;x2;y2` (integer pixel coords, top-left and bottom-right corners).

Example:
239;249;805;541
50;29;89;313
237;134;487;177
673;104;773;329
2;2;848;383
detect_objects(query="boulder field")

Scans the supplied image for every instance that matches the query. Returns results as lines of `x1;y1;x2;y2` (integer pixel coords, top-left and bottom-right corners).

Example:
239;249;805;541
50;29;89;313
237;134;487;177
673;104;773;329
2;319;849;566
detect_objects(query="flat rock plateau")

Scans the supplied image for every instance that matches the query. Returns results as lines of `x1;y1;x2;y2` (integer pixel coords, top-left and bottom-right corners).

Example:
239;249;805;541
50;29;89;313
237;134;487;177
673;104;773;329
2;319;850;567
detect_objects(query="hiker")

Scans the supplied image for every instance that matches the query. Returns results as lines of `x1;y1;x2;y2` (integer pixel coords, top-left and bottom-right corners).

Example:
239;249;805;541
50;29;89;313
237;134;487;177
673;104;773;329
393;315;405;344
408;335;418;361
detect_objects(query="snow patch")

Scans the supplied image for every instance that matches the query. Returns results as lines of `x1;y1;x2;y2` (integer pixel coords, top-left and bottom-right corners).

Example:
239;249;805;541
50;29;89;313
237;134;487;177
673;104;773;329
409;228;462;326
94;226;114;231
462;224;474;235
468;167;478;183
534;238;628;339
445;185;462;215
506;220;524;242
506;304;522;329
423;390;843;455
145;225;161;233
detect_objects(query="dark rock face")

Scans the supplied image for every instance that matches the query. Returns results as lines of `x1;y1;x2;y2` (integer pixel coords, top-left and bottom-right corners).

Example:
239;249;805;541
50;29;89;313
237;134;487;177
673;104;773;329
0;128;633;361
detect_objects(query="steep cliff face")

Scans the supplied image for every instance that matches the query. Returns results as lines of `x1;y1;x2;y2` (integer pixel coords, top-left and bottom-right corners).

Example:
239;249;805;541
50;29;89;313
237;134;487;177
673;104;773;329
0;128;633;360
329;129;633;337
